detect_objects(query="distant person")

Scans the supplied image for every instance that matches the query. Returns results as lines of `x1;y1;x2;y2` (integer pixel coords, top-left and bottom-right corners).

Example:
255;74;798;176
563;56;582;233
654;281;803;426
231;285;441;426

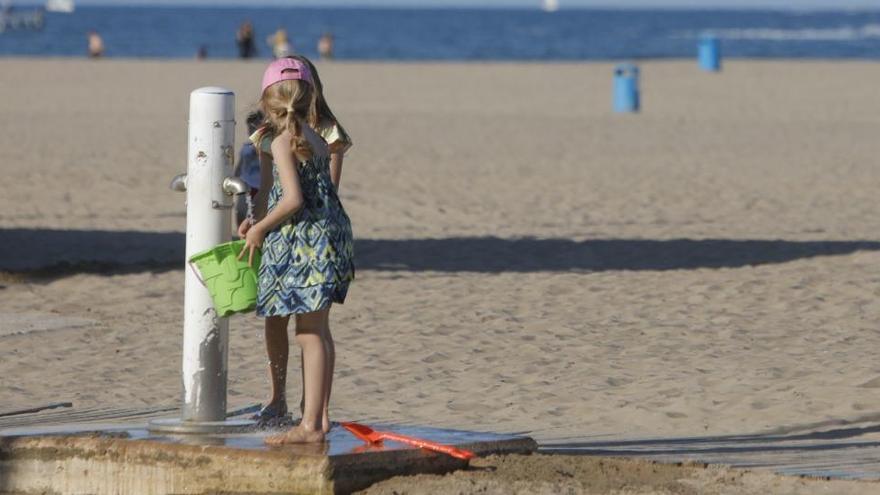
233;111;265;226
317;33;334;60
236;21;256;59
267;28;291;59
87;30;104;58
196;45;208;60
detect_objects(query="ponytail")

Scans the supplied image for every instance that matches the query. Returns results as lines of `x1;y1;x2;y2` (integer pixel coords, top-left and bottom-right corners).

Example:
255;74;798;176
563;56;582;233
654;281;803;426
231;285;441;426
261;79;314;160
284;105;312;160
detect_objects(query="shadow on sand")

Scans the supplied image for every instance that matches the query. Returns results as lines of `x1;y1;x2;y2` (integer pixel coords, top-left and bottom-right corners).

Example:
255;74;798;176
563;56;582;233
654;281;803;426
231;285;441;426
0;229;186;276
540;413;880;479
2;229;879;276
356;237;880;272
542;424;880;457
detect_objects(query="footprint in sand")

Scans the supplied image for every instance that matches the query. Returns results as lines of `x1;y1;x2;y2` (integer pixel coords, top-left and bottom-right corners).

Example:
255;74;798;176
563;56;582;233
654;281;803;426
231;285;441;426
422;352;448;364
857;376;880;388
447;400;490;413
606;377;633;387
658;388;683;399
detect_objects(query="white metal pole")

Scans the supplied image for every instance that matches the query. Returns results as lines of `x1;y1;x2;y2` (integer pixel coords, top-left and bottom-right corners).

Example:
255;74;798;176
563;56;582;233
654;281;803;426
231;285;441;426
181;87;236;423
152;88;251;434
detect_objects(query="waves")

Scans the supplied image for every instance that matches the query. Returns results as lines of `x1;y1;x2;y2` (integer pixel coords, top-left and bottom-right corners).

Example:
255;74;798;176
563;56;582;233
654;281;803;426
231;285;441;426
704;24;880;42
2;7;880;60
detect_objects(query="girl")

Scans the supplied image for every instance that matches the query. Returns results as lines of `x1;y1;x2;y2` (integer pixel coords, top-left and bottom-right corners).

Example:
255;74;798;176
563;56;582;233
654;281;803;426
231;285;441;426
239;57;355;444
251;55;353;429
292;55;353;192
232;111;264;226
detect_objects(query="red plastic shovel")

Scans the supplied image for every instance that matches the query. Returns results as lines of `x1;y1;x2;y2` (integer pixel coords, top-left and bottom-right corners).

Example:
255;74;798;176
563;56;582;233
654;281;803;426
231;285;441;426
341;422;476;461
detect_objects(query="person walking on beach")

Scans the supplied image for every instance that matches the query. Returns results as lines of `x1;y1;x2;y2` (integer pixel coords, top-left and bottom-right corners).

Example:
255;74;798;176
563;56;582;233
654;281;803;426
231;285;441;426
267;28;292;59
236;21;256;59
239;57;354;444
250;55;353;426
318;32;334;60
87;30;104;58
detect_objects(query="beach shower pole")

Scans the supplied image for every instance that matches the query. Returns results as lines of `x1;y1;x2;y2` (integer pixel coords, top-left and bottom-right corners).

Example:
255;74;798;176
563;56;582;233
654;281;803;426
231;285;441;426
151;87;252;434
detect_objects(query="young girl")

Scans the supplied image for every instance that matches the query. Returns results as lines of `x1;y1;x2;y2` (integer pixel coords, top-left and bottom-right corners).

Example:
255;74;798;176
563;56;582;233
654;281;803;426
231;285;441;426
239;57;355;444
250;55;353;429
292;55;353;192
233;111;264;226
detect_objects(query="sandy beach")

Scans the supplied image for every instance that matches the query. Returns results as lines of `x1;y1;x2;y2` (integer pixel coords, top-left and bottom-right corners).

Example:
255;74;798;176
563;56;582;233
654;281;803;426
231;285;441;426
2;58;880;493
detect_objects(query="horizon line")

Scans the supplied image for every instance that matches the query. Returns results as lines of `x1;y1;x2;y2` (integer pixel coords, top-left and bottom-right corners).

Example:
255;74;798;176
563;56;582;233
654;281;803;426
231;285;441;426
17;2;880;11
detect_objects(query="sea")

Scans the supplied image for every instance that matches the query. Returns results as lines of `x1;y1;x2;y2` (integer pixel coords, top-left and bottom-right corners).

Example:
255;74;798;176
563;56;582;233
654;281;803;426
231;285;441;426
1;6;880;60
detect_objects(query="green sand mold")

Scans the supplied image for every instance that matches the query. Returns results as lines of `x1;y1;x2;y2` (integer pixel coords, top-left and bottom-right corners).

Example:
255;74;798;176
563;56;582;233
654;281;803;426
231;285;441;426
0;424;536;494
190;240;262;317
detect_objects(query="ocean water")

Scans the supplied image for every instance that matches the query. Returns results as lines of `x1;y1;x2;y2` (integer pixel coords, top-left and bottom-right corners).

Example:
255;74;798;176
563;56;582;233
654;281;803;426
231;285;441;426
1;6;880;60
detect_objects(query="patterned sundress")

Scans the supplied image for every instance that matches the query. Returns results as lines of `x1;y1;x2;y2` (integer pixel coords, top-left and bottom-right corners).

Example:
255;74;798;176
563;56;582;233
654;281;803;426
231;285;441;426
250;127;355;317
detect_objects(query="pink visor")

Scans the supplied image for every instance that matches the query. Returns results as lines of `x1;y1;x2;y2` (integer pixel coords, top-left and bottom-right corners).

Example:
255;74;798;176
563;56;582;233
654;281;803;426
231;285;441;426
261;58;313;95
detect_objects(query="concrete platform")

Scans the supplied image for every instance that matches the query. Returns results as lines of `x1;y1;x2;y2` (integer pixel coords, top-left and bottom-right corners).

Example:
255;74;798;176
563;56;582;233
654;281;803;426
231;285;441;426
0;422;536;494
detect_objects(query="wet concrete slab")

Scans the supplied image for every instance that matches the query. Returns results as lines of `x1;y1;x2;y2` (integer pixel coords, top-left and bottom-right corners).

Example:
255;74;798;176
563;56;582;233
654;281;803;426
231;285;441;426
0;421;537;494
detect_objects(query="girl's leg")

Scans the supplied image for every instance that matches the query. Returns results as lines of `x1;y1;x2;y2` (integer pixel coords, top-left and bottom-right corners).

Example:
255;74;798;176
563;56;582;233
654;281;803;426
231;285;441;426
299;311;335;433
266;308;329;445
299;350;305;415
263;315;290;414
322;310;335;433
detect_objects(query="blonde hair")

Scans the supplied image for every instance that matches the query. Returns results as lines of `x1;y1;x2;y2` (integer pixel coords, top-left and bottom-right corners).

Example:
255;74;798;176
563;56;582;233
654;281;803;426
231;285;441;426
260;79;317;160
290;55;339;128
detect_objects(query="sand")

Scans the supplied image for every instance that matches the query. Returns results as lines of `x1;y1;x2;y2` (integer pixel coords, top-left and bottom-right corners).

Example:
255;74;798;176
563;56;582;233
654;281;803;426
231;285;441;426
358;454;880;495
2;58;880;493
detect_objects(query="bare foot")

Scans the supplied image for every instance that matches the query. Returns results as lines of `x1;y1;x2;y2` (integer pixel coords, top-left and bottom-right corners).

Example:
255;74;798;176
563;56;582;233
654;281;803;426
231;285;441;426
265;426;325;445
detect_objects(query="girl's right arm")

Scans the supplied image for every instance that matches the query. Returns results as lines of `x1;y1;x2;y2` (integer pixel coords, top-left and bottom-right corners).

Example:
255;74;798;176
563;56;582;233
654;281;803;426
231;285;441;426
329;152;343;191
321;120;351;191
239;134;304;264
254;134;304;231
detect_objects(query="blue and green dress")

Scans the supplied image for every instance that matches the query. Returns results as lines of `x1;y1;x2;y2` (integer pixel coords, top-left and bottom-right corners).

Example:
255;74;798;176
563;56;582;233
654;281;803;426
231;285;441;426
250;127;355;317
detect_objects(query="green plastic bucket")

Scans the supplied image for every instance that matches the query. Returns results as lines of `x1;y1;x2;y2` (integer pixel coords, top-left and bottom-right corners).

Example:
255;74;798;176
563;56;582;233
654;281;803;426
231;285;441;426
189;240;262;317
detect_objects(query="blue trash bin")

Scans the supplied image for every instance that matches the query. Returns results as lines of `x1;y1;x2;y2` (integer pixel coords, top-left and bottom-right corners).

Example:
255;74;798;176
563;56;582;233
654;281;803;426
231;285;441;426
698;34;721;72
613;63;640;113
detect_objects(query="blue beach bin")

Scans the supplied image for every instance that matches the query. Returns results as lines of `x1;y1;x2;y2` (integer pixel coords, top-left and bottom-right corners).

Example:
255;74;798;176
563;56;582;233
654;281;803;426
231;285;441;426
613;63;640;113
698;34;721;72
